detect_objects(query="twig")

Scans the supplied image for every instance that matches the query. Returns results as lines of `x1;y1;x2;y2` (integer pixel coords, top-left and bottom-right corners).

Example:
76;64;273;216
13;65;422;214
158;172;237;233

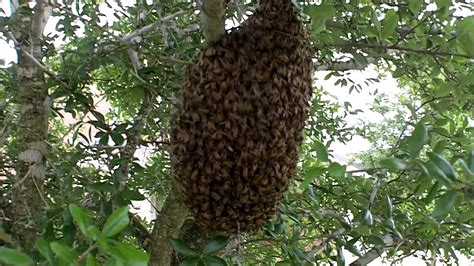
98;10;191;55
347;167;383;174
122;10;189;43
392;9;440;47
324;42;473;59
31;170;50;208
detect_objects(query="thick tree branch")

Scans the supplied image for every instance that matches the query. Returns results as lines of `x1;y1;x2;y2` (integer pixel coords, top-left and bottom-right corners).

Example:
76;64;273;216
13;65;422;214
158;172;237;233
199;0;226;43
149;189;189;266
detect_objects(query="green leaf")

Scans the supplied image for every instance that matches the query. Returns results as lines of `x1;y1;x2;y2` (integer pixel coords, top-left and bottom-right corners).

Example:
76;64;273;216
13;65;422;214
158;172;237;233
304;5;336;33
408;0;424;14
457;159;474;177
366;235;386;246
336;247;345;266
171;239;199;257
180;257;201;266
86;254;99;266
424;182;440;204
203;236;229;255
300;166;325;190
130;87;145;102
102;206;130;238
425;162;451;186
363;209;373;226
118;190;146;201
97;233;111;253
435;0;451;9
432;190;458;219
86;182;114;192
427;152;457;180
328;162;346;178
50;242;78;264
203;255;227;266
111;132;125;145
104;258;124;266
345;242;362;257
386;195;393;217
406;122;428;157
381;10;399;39
0;247;34;265
466;149;474;173
312;140;329;161
380;158;407;171
36;237;54;263
112;241;149;265
86;225;102;241
69;204;92;238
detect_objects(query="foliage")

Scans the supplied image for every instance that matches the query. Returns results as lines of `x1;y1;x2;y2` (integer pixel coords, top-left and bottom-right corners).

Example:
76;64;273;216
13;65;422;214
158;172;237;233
0;0;473;265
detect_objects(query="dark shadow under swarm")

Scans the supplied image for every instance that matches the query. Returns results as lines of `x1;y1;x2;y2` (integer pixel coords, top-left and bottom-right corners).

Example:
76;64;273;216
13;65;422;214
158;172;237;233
171;0;313;234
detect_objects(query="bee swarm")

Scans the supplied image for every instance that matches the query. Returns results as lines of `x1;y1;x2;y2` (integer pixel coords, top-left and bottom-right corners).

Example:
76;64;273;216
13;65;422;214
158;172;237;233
171;0;312;234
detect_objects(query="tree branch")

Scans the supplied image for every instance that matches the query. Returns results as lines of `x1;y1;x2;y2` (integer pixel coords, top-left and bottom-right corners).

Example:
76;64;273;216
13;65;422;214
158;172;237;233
349;235;395;266
123;10;189;43
199;0;227;43
314;57;378;71
149;189;189;266
97;10;190;55
325;19;453;39
323;42;473;59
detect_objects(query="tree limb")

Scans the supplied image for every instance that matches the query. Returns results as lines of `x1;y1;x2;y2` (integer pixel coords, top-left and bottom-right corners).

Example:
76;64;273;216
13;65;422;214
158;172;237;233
349;235;395;266
323;42;473;59
199;0;227;43
314;57;378;71
149;189;189;266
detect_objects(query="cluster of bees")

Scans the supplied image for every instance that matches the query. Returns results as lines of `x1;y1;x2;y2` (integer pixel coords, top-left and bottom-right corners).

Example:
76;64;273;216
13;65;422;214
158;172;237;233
171;0;313;233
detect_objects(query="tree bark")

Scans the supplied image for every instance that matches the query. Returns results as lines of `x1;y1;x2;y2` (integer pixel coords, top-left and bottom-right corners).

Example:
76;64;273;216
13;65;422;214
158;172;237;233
149;189;189;266
199;0;226;43
349;235;394;266
10;0;52;252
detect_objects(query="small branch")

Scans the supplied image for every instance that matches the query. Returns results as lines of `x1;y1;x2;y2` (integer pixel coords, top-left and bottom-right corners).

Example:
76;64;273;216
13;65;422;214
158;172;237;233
306;227;347;258
389;95;452;155
7;32;71;90
324;42;473;59
392;10;440;47
129;213;152;250
325;20;454;38
349;235;395;266
347;167;383;174
117;89;155;192
314;57;378;71
122;10;189;43
98;10;190;55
